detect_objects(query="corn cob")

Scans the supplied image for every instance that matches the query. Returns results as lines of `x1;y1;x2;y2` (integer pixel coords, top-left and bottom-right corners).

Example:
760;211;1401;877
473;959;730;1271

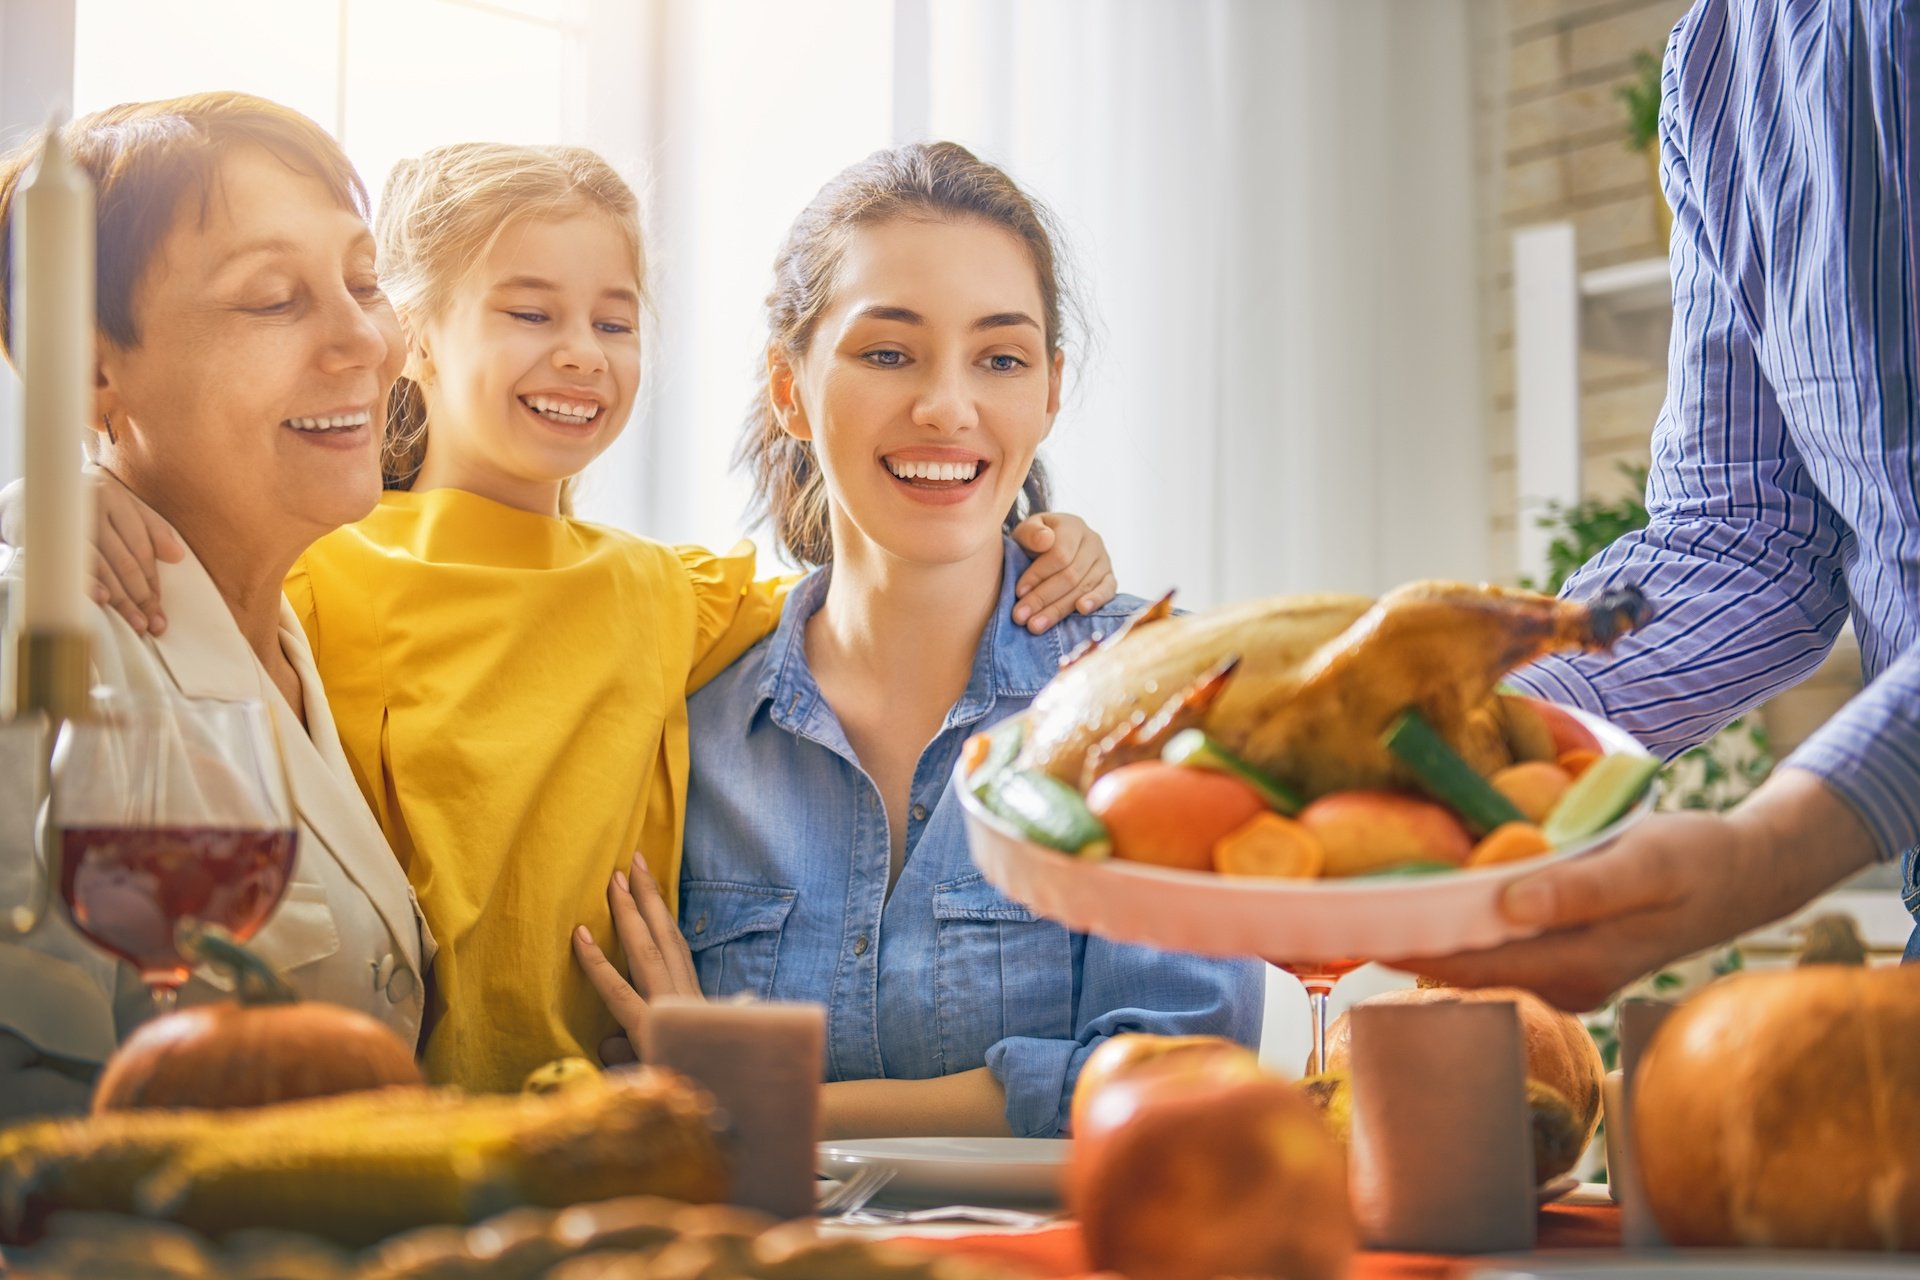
0;1106;204;1242
2;1070;725;1250
140;1070;726;1245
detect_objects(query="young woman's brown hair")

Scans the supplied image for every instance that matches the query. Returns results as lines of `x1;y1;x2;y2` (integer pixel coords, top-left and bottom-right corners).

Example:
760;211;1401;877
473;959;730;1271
373;142;645;506
739;141;1071;566
0;91;365;361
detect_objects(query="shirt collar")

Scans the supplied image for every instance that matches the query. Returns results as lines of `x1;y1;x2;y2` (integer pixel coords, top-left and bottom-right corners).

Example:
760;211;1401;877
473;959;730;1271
750;536;1069;735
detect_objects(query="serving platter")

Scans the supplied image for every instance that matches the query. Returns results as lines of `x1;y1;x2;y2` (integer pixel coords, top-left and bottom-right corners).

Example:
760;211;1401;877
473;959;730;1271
959;704;1655;964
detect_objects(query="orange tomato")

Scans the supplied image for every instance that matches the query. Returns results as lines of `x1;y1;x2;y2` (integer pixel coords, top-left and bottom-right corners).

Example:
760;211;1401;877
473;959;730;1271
1086;762;1269;871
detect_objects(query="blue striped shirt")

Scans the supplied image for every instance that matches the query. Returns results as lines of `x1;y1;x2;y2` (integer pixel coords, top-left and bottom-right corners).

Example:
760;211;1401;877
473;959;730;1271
1508;0;1920;863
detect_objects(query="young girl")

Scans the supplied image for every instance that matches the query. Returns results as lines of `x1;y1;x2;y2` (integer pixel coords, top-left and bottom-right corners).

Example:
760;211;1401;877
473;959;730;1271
30;141;1116;1093
578;143;1263;1139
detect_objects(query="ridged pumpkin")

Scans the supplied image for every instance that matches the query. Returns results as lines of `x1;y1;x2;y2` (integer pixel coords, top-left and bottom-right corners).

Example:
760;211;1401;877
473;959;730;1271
1635;966;1920;1250
92;928;421;1113
1323;984;1603;1180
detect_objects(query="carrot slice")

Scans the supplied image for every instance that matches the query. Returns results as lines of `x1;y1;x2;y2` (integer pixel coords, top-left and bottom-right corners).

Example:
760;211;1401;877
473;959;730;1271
1213;812;1326;879
1467;821;1553;868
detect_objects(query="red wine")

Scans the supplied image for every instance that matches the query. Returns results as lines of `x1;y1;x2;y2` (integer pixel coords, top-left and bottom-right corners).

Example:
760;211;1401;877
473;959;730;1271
59;826;298;987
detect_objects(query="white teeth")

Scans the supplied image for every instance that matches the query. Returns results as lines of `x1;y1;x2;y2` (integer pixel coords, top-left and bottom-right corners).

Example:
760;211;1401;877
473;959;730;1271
886;458;980;482
525;395;599;425
284;411;370;432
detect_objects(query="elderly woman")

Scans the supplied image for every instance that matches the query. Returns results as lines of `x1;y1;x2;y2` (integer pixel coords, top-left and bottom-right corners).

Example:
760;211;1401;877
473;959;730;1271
0;92;429;1121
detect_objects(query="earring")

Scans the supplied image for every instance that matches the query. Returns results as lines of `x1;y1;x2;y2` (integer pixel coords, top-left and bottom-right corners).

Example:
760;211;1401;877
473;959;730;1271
102;412;116;445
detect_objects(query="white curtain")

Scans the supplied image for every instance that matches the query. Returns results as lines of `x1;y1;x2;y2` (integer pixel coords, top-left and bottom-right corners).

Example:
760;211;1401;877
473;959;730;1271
583;0;1489;607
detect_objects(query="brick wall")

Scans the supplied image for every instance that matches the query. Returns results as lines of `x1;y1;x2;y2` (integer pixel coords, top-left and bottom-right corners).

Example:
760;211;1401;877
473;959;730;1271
1484;0;1690;587
1478;0;1862;756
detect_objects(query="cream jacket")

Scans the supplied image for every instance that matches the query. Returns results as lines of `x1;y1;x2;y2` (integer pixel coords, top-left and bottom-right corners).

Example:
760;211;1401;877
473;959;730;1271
0;542;433;1064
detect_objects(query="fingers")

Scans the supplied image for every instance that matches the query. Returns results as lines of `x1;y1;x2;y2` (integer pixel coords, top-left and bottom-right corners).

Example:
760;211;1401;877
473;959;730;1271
599;1034;639;1067
99;506;164;633
1015;532;1101;633
1009;514;1057;564
142;508;186;565
572;924;649;1042
608;869;675;1002
1498;830;1687;930
1397;926;1643;1013
91;549;150;634
628;852;700;997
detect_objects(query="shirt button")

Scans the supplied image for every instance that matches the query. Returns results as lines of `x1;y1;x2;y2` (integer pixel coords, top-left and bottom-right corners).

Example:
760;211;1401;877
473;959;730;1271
373;953;396;991
386;966;418;1005
853;934;870;957
911;803;929;822
693;913;708;935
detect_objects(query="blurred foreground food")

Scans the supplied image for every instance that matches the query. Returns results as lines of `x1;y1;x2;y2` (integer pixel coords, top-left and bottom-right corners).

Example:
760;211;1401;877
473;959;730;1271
1;1070;726;1247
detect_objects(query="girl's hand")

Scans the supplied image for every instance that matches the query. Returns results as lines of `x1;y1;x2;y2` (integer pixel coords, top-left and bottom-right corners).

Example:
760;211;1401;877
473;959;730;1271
1010;512;1117;633
572;852;704;1064
0;471;185;635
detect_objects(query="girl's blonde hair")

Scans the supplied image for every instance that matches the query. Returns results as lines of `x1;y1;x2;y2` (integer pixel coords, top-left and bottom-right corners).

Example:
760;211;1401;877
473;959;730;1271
738;142;1071;567
375;143;644;510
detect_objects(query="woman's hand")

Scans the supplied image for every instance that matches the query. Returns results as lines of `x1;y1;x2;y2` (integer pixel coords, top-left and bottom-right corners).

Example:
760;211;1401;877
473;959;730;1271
0;471;184;635
1394;768;1878;1011
1009;511;1117;633
572;852;704;1066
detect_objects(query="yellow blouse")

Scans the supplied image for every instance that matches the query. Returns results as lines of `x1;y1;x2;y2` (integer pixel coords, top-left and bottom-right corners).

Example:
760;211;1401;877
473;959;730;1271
286;489;787;1092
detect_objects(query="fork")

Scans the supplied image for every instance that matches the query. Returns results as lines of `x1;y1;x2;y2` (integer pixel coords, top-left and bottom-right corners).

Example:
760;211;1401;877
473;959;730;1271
834;1204;1058;1229
817;1164;896;1216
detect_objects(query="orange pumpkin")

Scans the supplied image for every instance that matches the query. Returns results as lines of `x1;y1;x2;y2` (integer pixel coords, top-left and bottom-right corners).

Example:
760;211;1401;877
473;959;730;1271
1635;966;1920;1250
92;928;421;1113
1323;984;1603;1180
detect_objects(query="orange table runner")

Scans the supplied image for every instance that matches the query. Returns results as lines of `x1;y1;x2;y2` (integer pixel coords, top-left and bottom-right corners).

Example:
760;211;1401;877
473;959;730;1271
896;1203;1620;1279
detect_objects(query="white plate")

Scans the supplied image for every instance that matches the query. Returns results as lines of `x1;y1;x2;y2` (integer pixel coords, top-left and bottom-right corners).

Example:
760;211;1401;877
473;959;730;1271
1471;1256;1920;1279
817;1137;1069;1209
959;705;1653;964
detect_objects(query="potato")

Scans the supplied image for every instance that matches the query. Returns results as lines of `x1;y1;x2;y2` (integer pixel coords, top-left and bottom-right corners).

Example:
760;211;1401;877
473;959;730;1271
1296;790;1472;877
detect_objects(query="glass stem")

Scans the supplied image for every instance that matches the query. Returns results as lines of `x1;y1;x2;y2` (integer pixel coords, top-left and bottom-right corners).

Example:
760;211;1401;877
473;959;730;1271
1306;987;1331;1075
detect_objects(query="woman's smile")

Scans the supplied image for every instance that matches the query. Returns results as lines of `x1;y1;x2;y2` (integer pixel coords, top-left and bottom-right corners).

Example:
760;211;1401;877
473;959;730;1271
880;445;992;506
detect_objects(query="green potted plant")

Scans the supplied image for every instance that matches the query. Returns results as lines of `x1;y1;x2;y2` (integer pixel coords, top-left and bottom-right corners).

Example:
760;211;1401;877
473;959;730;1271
1617;50;1672;242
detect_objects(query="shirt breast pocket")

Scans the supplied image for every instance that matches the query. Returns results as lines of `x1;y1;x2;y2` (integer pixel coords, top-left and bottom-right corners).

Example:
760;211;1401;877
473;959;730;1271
681;881;797;1001
931;871;1074;1074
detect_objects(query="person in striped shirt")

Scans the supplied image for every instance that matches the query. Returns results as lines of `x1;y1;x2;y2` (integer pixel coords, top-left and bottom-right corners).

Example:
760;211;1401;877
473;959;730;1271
1410;0;1920;1008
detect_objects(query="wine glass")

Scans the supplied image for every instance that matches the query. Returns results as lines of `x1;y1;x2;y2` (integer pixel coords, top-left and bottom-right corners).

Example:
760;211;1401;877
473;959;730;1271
1271;956;1366;1076
48;692;297;1011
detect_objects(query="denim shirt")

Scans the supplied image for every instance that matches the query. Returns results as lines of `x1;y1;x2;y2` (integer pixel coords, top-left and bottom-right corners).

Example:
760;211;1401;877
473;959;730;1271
683;538;1265;1137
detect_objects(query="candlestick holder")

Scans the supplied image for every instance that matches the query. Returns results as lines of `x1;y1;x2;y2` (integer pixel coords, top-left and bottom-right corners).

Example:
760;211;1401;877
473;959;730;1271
4;627;90;935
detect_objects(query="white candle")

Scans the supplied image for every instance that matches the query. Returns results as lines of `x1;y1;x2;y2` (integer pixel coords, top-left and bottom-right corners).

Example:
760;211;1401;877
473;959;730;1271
13;127;94;636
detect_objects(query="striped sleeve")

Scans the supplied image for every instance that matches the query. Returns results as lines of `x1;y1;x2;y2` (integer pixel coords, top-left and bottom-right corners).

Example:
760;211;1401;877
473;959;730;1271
1508;17;1853;761
1782;646;1920;858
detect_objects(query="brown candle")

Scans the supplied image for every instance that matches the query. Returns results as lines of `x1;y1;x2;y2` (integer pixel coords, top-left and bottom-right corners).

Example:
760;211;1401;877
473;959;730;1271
646;997;825;1221
1347;999;1535;1254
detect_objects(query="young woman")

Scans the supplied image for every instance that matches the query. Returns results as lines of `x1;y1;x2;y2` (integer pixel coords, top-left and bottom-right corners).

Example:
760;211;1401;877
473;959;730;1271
578;143;1263;1139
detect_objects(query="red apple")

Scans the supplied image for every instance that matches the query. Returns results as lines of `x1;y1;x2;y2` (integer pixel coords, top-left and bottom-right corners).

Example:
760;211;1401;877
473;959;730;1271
1071;1072;1355;1280
1069;1033;1263;1138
